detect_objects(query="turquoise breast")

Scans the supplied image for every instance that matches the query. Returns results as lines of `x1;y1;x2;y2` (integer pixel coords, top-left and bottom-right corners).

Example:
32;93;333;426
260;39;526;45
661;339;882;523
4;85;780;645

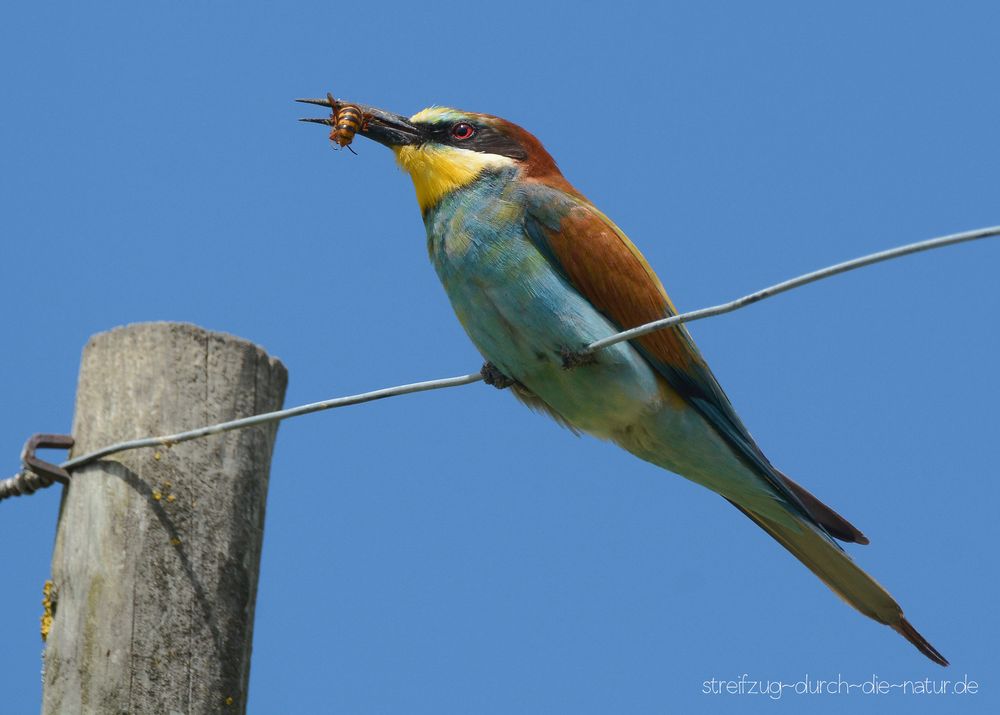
423;169;661;436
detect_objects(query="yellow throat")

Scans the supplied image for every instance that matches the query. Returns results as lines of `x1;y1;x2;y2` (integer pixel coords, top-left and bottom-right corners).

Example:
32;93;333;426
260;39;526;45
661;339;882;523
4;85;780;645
392;109;517;212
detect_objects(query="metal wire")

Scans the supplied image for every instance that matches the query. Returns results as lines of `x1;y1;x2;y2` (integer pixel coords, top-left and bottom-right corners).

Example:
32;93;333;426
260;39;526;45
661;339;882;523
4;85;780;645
1;224;997;503
60;372;485;472
586;224;1000;353
0;468;57;501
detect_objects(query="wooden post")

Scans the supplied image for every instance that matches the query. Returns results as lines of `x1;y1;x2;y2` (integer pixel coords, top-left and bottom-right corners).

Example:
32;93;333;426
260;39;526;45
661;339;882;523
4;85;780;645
42;323;288;715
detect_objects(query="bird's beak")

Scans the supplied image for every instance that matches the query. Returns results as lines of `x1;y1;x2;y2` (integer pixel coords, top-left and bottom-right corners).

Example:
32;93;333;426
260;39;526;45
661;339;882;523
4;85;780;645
296;97;423;147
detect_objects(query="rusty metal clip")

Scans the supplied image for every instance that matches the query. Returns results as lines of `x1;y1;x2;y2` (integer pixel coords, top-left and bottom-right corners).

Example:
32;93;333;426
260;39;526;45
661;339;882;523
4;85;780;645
21;434;75;485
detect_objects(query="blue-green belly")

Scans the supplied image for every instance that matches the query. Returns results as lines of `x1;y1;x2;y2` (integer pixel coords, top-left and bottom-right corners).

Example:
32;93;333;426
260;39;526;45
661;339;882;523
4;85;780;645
424;173;784;519
426;178;660;437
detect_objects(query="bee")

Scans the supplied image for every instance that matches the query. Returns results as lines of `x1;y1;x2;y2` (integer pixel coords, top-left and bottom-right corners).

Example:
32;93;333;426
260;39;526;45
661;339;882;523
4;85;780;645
326;92;366;154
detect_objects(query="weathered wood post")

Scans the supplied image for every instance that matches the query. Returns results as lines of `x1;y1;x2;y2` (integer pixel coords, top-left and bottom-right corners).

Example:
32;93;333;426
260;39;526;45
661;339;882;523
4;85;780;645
42;322;287;715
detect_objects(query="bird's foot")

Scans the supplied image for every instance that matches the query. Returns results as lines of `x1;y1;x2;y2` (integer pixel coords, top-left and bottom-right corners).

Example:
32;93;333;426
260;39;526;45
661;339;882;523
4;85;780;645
560;347;597;370
481;362;516;389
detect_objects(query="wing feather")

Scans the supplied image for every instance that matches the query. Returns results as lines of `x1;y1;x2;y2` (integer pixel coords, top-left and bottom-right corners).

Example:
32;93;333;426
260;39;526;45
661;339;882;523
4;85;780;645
521;183;818;522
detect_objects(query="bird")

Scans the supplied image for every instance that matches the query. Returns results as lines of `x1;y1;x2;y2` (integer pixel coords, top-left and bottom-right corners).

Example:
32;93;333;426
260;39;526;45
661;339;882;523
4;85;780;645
298;97;948;666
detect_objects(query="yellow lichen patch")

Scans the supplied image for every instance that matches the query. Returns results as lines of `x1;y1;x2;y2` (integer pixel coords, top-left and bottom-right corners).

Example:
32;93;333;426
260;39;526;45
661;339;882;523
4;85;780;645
225;696;234;706
153;451;161;461
166;494;176;503
40;580;55;642
152;490;162;501
170;537;182;546
163;481;172;488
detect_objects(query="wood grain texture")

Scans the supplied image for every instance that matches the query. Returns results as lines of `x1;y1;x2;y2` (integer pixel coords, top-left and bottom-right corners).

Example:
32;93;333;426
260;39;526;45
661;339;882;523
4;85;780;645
42;322;287;715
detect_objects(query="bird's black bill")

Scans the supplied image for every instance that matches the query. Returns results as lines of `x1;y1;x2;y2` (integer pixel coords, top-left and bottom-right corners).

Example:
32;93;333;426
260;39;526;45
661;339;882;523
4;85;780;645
299;117;334;127
295;97;423;147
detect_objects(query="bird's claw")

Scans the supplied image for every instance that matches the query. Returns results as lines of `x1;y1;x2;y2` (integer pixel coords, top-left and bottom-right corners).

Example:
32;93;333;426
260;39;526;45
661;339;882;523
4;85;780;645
560;347;597;370
481;362;516;389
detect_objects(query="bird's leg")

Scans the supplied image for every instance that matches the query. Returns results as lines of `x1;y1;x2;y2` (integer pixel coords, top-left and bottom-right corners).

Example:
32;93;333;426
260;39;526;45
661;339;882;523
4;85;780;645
560;346;597;370
481;362;516;389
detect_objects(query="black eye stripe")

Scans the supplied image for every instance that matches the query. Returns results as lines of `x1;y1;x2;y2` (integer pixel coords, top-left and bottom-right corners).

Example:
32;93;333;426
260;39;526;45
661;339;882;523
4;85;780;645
412;121;528;161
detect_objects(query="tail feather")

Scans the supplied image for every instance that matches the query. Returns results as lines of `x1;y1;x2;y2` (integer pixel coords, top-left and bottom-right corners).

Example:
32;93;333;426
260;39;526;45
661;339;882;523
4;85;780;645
893;618;950;667
778;472;870;545
728;500;947;666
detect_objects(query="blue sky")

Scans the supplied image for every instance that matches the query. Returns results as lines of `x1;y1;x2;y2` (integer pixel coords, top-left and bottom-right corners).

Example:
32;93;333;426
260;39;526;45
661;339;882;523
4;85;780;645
2;2;998;713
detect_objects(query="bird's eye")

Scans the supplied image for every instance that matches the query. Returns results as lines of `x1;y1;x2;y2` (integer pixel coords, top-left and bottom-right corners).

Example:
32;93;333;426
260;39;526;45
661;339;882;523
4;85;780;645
451;122;475;140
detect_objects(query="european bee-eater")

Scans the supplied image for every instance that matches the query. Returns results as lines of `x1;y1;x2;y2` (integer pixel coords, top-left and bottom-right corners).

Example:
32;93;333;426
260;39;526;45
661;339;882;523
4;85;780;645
300;98;947;665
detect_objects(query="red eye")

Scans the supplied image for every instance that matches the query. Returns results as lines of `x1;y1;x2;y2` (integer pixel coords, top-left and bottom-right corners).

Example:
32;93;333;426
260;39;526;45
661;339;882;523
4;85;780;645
451;122;475;140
